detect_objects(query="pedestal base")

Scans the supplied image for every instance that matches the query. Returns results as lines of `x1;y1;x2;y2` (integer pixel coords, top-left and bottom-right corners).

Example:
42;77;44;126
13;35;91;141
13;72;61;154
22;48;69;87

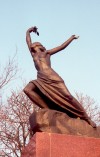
22;132;100;157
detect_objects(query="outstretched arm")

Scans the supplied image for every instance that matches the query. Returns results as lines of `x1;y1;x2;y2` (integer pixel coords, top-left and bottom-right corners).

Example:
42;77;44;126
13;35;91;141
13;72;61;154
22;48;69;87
47;35;79;55
26;26;39;51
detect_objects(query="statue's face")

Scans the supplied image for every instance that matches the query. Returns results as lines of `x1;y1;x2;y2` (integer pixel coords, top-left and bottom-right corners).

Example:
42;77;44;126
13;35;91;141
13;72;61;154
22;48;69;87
36;45;46;52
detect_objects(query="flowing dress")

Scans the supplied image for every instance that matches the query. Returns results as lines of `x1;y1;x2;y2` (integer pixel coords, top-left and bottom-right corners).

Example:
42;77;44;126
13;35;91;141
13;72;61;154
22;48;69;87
30;56;86;119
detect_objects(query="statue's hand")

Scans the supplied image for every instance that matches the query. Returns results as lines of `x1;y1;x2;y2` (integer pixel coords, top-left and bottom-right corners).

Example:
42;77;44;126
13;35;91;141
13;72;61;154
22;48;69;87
27;26;39;35
72;35;79;39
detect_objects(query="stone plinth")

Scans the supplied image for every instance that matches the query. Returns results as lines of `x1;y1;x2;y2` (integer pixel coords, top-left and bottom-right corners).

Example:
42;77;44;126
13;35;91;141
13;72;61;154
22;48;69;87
22;132;100;157
29;109;100;138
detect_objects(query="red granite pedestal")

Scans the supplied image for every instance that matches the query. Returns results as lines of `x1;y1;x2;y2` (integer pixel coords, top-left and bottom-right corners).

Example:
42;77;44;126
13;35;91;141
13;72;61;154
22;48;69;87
22;132;100;157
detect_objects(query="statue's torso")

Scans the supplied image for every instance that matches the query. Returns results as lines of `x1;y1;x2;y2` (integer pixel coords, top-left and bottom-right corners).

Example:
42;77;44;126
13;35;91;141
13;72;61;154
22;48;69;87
32;51;51;71
31;51;62;81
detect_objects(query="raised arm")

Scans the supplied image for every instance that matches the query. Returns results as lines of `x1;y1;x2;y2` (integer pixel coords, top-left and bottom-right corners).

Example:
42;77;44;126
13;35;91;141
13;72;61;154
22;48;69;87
47;35;79;55
26;26;39;51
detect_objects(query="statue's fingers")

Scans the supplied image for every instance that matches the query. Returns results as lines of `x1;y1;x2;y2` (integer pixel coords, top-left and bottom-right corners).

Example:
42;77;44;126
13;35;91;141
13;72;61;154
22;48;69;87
34;26;38;32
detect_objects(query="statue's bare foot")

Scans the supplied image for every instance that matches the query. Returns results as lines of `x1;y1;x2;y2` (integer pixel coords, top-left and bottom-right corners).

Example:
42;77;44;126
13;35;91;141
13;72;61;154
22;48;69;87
86;118;96;128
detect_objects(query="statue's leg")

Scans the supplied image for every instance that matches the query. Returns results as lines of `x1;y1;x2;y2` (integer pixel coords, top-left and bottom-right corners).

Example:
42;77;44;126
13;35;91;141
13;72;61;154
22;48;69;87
60;83;96;127
23;82;49;108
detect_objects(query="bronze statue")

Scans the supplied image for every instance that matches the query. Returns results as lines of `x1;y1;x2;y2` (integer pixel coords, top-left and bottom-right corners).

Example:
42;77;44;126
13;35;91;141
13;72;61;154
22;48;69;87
23;26;96;128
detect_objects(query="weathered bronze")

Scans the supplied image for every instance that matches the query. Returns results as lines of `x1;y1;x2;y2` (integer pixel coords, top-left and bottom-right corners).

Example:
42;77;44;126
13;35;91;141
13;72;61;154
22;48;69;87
23;26;96;128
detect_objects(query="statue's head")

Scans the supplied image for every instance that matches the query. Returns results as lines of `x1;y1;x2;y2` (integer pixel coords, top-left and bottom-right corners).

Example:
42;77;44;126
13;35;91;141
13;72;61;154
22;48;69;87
31;42;46;52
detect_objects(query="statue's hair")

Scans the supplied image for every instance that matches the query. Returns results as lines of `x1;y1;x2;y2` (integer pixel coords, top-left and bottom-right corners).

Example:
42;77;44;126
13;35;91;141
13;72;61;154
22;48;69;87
31;42;46;51
31;42;43;48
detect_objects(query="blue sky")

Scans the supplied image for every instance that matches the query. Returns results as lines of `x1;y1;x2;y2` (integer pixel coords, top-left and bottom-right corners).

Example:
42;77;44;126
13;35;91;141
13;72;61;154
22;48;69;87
0;0;100;105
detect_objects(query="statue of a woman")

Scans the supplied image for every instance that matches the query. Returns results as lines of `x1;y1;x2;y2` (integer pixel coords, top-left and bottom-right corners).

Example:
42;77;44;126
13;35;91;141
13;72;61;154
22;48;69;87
23;26;96;128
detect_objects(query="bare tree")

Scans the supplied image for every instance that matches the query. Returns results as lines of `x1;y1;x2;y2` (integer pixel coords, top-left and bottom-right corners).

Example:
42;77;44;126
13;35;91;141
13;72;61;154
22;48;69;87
0;55;19;107
76;92;100;126
0;55;18;90
0;89;39;157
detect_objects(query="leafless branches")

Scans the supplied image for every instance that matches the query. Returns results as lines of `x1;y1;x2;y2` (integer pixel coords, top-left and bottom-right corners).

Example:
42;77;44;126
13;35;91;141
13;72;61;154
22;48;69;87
76;92;100;125
0;90;38;157
0;55;18;90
